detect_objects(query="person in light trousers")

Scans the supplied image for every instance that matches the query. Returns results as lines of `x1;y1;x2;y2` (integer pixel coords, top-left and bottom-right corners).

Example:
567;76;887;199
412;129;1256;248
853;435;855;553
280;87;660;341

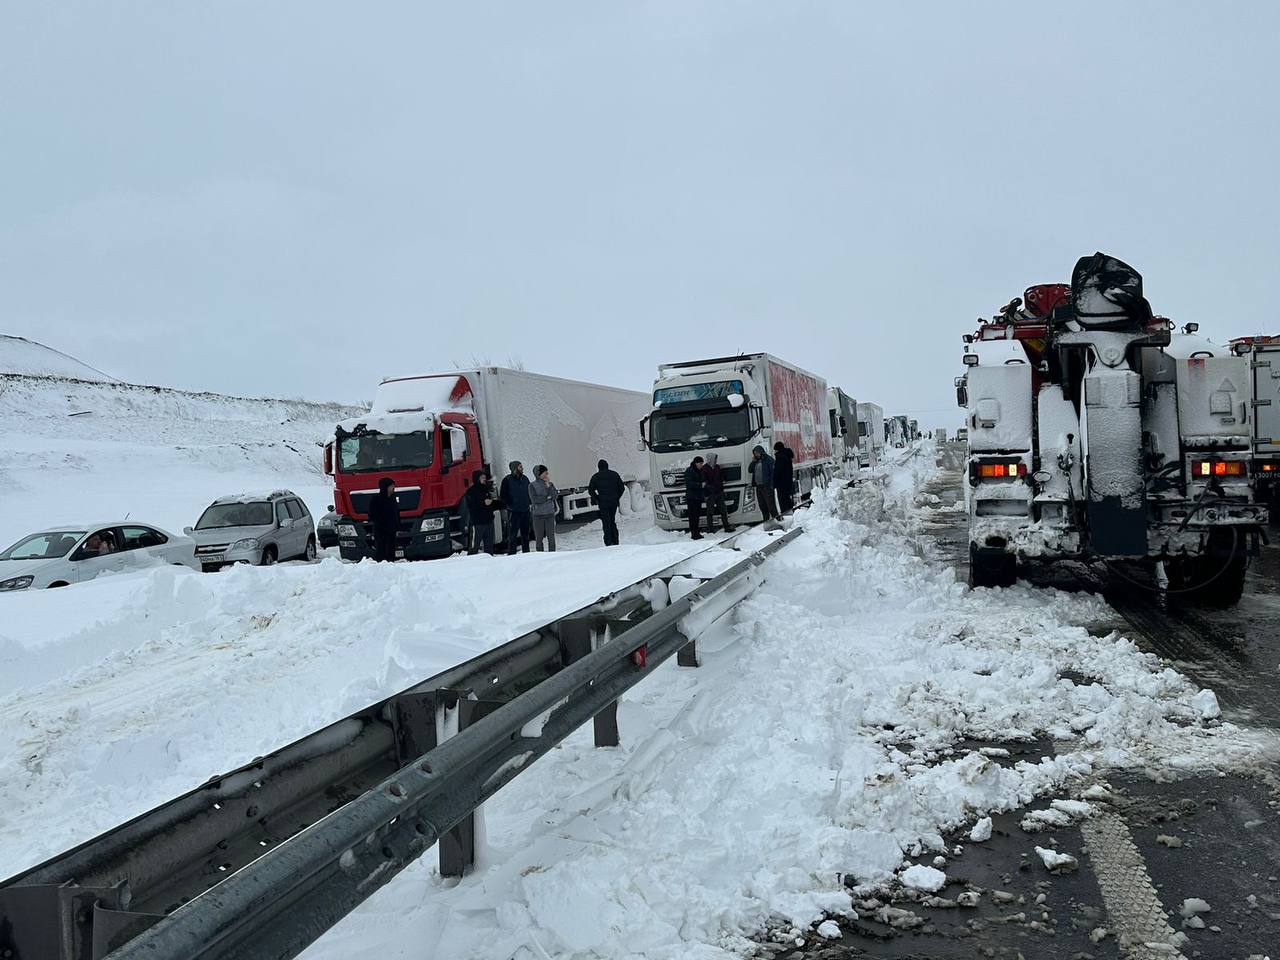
529;464;559;552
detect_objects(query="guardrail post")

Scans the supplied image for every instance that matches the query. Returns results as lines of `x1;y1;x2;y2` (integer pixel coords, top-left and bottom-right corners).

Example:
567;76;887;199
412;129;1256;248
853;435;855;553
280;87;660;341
559;617;632;748
676;635;699;668
438;695;504;878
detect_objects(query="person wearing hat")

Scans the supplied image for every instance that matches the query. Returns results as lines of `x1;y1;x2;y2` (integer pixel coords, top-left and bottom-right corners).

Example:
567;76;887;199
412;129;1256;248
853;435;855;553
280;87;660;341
529;464;560;552
588;458;626;546
499;460;532;554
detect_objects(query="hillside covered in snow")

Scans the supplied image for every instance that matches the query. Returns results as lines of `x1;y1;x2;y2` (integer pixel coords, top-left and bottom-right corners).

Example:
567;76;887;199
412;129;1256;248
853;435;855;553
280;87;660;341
0;336;365;546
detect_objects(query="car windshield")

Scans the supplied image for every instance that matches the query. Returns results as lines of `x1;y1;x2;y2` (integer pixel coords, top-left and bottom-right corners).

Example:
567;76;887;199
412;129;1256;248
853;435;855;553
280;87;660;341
196;502;274;529
338;431;433;473
650;409;751;452
1;531;86;560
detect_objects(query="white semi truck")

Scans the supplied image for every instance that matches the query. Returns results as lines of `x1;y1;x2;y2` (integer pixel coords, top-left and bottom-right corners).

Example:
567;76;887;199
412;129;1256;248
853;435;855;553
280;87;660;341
956;254;1267;604
855;402;885;468
1229;335;1280;509
641;354;833;531
327;368;650;558
827;386;859;476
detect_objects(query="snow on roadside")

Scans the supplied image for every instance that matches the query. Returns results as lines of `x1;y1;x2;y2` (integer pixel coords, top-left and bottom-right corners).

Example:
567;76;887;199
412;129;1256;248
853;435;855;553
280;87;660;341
303;441;1268;960
0;540;722;875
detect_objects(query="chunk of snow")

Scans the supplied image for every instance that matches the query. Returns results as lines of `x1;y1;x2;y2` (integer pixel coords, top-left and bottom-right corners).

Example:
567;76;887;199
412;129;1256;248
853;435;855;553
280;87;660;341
1049;799;1093;819
969;817;993;842
900;864;947;892
1179;897;1211;918
1034;847;1078;872
815;920;840;939
1191;689;1221;719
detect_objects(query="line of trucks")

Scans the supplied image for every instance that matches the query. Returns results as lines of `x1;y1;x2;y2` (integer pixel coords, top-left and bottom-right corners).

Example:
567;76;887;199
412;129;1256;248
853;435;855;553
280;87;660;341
955;251;1274;606
321;358;911;558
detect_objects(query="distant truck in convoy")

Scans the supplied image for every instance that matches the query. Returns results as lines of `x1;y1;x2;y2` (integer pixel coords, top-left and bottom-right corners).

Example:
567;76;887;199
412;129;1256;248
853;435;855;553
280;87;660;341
326;369;649;559
640;354;833;530
827;386;859;475
1228;335;1280;509
956;254;1267;604
855;402;885;467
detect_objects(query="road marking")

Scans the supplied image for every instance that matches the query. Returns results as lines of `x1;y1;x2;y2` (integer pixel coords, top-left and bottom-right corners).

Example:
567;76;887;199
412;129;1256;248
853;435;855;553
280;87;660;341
1081;809;1187;959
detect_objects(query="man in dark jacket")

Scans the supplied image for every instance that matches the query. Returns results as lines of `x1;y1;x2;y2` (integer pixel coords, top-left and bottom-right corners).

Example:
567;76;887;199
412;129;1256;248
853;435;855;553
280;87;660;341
367;477;401;561
702;453;734;534
588;459;626;546
684;456;706;540
750;445;777;524
465;470;502;555
773;441;796;514
499;460;532;554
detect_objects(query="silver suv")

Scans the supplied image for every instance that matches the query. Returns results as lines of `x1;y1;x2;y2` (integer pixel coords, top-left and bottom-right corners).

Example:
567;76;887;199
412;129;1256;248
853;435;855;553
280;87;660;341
187;490;317;570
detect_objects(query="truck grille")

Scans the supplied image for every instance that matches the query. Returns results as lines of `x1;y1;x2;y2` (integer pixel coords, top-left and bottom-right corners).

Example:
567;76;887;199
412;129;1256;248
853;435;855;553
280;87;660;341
350;489;422;516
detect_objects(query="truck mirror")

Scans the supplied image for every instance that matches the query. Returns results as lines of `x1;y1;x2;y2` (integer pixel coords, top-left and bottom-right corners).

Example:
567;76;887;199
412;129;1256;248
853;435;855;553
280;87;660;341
323;442;333;477
450;426;468;460
956;385;968;407
636;439;646;451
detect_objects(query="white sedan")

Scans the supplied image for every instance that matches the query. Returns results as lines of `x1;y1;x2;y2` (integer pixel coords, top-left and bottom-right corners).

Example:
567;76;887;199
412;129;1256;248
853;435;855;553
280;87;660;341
0;522;199;592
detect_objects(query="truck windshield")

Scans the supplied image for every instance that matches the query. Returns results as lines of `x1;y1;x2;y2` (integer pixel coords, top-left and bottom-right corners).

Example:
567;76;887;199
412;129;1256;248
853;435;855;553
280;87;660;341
338;431;434;473
197;502;273;529
650;409;751;452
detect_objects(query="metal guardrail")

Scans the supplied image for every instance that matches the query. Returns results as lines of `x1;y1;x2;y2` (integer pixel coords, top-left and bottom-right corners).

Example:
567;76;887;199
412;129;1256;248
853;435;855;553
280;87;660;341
0;527;802;960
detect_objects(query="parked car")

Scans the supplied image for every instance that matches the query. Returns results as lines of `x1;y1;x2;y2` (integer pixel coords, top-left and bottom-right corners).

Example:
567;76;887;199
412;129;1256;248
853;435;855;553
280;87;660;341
187;490;317;570
316;506;340;550
0;523;199;591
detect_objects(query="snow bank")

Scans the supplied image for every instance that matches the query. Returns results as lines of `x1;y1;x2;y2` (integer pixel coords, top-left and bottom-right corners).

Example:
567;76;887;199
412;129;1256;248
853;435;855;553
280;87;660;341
0;334;116;381
0;540;719;874
299;439;1264;960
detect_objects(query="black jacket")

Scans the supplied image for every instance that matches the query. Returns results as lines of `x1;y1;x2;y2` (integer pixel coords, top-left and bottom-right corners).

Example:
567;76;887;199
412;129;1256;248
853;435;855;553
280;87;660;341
465;481;501;526
588;468;626;507
499;473;532;512
367;492;401;539
773;446;795;489
684;464;706;503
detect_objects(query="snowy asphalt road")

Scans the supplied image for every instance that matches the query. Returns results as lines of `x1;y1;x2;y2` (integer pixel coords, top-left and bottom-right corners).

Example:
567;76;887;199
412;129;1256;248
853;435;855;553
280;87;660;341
800;444;1280;960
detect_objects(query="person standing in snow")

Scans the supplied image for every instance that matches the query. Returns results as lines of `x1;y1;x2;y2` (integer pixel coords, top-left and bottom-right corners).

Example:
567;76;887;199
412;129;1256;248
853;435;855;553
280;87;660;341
702;453;734;534
772;441;796;514
750;445;777;525
588;458;626;546
464;469;502;555
684;456;706;540
529;464;559;552
367;477;401;561
499;460;532;554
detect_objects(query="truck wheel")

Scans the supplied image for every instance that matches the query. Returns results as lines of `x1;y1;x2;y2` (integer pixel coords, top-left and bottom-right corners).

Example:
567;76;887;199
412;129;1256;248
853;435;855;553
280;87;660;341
969;544;1016;589
260;545;278;566
1166;533;1248;608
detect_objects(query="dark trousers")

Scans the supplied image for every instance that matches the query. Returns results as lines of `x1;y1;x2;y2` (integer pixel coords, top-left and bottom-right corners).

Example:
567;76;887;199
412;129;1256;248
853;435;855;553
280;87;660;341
776;484;794;514
755;485;778;523
600;503;620;546
506;510;532;554
687;497;704;537
705;491;732;532
468;521;495;555
373;535;397;561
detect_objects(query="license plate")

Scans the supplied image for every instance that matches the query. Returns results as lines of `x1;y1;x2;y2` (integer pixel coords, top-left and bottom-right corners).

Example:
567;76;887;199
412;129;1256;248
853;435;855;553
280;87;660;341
395;549;405;558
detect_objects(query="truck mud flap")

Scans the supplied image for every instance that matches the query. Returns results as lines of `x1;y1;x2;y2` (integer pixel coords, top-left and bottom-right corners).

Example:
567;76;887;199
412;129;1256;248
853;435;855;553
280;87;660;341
1087;495;1148;556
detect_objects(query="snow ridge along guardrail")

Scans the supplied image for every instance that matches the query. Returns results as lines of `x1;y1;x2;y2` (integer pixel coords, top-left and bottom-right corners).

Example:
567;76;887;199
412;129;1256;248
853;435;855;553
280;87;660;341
0;526;802;960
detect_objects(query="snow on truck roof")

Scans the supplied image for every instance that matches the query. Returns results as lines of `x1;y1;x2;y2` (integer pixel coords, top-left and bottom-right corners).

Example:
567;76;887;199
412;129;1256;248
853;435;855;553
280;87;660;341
337;374;472;435
1164;332;1231;360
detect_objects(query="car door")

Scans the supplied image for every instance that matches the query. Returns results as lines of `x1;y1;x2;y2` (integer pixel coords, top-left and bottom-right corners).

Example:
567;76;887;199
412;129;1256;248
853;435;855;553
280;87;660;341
273;500;292;559
288;499;311;555
69;528;133;582
120;525;171;569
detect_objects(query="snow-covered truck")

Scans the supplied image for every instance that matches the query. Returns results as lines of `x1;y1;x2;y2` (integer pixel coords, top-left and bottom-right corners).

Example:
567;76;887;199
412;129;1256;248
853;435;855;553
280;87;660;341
957;254;1268;604
326;369;650;559
855;402;885;467
640;354;833;530
827;386;859;475
1228;335;1280;507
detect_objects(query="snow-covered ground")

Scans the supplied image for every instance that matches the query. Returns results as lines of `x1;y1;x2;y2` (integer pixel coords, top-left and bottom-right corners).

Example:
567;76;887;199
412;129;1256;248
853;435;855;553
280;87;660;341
0;357;362;548
294;441;1270;960
0;334;116;381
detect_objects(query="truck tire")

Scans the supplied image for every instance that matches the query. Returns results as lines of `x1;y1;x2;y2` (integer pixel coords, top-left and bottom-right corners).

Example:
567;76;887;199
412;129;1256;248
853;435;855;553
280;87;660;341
1166;532;1248;608
969;544;1017;589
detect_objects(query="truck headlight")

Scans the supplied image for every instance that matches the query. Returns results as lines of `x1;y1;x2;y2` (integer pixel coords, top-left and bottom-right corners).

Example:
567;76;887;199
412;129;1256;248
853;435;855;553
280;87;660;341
743;486;756;507
654;495;668;518
420;517;446;532
0;575;34;591
232;538;259;550
338;524;358;537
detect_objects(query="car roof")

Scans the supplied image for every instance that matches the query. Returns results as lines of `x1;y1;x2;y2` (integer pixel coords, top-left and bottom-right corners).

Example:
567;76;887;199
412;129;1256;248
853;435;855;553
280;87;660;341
210;490;297;505
38;522;169;534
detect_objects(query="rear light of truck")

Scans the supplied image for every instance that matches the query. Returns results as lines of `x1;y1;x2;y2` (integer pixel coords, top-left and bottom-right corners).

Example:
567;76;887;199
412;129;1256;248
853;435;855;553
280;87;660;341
1257;462;1277;474
1191;459;1247;478
976;462;1026;479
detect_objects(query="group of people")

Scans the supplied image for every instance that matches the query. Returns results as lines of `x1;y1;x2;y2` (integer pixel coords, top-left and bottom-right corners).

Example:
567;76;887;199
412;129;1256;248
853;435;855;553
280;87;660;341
364;459;629;561
681;441;794;540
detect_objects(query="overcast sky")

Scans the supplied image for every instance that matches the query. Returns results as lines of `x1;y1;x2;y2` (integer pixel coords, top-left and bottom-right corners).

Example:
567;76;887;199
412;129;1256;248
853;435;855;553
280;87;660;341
3;2;1278;427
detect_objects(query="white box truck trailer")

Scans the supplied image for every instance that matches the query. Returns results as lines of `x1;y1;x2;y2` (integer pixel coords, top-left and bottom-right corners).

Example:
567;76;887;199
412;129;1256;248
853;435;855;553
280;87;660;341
855;402;885;468
641;354;834;531
1230;335;1280;507
327;368;650;558
827;386;859;476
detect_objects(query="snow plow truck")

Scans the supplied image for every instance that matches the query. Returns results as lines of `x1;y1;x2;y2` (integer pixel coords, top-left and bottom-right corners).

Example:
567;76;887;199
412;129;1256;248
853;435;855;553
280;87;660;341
956;253;1268;605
